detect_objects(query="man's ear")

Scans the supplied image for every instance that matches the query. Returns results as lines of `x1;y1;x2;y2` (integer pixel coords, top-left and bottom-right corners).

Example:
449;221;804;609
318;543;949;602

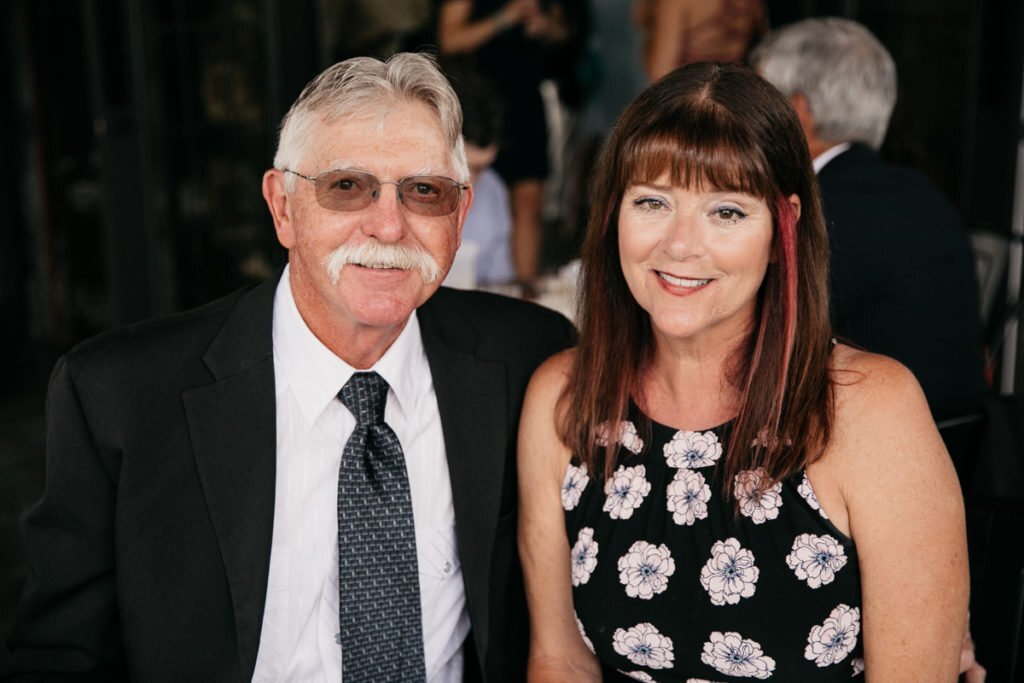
789;92;830;157
453;183;474;249
789;92;814;134
263;169;295;249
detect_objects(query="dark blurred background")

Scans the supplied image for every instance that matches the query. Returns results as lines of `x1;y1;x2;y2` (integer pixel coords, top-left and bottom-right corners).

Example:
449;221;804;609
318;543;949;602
1;0;1022;676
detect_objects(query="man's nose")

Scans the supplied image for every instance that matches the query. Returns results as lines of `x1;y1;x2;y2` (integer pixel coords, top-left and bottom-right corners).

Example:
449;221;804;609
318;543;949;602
362;182;408;242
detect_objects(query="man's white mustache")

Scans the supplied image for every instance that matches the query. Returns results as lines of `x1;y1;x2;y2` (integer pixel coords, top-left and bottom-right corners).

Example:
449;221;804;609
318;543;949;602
325;241;442;285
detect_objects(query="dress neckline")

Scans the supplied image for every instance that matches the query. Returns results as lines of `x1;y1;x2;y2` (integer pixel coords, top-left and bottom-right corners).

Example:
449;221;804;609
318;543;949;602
629;401;735;435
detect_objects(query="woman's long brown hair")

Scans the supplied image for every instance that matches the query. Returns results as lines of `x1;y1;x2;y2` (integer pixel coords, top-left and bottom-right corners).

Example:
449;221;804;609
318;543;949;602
560;62;834;493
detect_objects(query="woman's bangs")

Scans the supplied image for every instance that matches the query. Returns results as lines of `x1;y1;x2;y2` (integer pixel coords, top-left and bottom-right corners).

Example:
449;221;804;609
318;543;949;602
621;125;773;198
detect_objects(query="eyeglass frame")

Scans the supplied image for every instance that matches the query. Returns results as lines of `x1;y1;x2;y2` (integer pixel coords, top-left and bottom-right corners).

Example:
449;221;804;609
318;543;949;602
282;168;469;217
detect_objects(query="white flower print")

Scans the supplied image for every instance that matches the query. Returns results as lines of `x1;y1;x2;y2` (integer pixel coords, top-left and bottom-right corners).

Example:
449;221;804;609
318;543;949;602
603;465;652;519
595;420;645;454
664;429;723;469
851;657;865;676
700;538;759;605
618;541;676;599
786;533;848;589
804;604;861;667
666;468;712;526
620;671;654;682
733;468;783;524
575;614;595;653
562;463;590;511
700;631;776;679
570;527;599;586
613;622;675;670
798;471;830;520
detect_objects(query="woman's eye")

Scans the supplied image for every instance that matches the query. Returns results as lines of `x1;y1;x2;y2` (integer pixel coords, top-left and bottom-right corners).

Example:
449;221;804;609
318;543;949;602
713;206;747;222
633;197;667;211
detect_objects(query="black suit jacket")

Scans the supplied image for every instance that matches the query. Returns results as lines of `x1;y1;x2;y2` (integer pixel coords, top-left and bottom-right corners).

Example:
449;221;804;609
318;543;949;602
818;144;987;422
2;274;574;681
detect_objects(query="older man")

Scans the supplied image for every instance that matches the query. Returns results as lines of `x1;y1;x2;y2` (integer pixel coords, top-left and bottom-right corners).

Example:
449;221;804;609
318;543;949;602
2;53;573;681
752;18;986;427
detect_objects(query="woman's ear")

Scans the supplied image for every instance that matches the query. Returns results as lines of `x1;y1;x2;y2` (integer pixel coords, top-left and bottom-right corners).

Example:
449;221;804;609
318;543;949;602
787;193;802;223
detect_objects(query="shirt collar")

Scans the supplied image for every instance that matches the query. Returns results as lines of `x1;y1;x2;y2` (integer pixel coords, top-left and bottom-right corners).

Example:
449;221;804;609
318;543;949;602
272;265;427;425
812;142;851;174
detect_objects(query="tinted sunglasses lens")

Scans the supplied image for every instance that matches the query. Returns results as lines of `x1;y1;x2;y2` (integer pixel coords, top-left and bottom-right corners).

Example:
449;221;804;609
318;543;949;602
314;170;375;211
311;170;462;216
399;176;460;216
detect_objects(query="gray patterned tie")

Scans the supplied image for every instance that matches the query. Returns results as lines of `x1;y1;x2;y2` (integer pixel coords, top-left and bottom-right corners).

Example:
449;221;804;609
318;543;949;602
337;371;426;681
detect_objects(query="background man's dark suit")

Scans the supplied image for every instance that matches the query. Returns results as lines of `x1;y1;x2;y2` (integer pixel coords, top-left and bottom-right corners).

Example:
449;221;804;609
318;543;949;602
818;143;987;423
2;273;574;681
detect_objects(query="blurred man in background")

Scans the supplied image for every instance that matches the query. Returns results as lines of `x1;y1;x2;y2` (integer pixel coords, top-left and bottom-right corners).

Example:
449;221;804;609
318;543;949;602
753;18;987;430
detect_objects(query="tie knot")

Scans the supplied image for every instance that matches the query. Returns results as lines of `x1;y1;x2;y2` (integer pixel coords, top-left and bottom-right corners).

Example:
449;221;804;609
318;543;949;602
338;371;389;425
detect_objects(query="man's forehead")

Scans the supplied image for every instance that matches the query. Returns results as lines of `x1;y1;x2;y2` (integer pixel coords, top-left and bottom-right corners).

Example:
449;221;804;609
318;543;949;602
307;107;454;176
320;100;445;138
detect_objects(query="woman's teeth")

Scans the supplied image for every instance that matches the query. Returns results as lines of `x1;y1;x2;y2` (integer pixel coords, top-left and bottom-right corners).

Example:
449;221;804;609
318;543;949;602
658;272;710;288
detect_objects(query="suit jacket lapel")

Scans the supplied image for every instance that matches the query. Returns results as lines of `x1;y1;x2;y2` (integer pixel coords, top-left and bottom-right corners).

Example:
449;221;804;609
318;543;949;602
182;276;279;680
418;297;507;665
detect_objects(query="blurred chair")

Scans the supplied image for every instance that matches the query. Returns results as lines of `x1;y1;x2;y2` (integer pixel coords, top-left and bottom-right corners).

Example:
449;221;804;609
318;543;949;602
1011;567;1023;681
959;229;1023;680
962;392;1024;682
970;229;1009;329
937;412;986;490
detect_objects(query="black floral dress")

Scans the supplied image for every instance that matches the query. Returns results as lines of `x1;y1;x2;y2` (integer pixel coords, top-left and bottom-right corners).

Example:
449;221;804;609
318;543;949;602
563;413;864;681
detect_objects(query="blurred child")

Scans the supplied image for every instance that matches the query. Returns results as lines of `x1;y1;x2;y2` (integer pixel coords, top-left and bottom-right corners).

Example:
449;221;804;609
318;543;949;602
444;67;516;288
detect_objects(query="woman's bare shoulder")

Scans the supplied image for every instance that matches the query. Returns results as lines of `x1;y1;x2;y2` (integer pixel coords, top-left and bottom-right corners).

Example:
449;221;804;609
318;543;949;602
521;348;576;440
519;350;576;490
826;343;948;479
527;348;576;400
829;343;926;416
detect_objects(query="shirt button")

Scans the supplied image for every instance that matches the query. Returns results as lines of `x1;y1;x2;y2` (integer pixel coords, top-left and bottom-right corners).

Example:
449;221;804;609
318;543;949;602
443;561;452;575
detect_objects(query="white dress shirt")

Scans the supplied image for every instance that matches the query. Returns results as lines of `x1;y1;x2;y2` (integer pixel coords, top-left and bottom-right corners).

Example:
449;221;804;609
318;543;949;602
812;142;851;174
252;267;468;682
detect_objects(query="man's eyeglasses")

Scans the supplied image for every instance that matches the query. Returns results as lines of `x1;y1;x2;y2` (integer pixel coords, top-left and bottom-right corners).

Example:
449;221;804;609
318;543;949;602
284;169;468;217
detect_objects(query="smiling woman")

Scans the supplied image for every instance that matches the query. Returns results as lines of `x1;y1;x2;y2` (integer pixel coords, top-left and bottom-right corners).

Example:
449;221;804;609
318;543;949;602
517;62;969;682
570;63;825;487
617;180;781;355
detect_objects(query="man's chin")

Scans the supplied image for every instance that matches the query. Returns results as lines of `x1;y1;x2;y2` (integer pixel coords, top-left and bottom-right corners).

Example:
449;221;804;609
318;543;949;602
347;294;430;330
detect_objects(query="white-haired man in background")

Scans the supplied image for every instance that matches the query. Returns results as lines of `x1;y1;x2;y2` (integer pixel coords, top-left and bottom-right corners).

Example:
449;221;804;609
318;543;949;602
752;18;986;431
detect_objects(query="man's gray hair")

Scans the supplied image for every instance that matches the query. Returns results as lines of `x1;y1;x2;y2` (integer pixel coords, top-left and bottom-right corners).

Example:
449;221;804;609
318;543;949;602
273;52;468;187
751;17;897;150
